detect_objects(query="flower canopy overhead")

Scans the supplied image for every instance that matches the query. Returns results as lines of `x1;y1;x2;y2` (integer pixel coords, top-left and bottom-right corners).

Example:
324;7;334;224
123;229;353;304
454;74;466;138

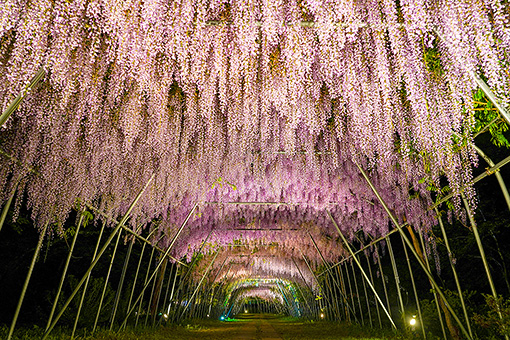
0;0;509;270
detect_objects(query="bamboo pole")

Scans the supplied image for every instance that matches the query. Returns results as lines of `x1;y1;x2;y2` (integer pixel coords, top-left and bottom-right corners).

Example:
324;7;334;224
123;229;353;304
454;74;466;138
431;154;510;210
344;260;357;319
42;174;155;339
358;258;373;328
472;145;510;211
46;212;84;331
0;67;46;127
136;247;155;327
472;74;510;125
333;266;347;321
7;223;49;340
461;193;507;340
0;183;16;233
292;257;318;319
167;264;181;316
374;244;392;320
418;229;448;340
318;228;402;277
119;203;198;330
401;233;426;339
110;237;134;330
301;252;325;315
306;235;358;321
387;237;405;323
336;265;351;322
93;228;123;333
354;161;472;339
158;263;175;323
72;221;105;339
435;208;473;338
145;262;159;326
124;227;160;329
328;213;397;329
86;203;187;266
364;250;382;328
350;261;365;325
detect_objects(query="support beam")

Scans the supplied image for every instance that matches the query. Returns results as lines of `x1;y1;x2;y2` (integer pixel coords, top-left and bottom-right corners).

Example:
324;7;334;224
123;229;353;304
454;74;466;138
72;222;106;339
354;161;472;340
461;193;507;340
328;213;397;330
110;236;134;330
401;233;426;339
472;145;510;212
93;229;123;333
46;212;84;331
472;74;510;125
86;203;187;266
318;228;402;277
436;208;473;338
119;203;198;330
7;223;49;340
0;67;46;127
0;182;16;233
306;235;358;322
42;174;155;339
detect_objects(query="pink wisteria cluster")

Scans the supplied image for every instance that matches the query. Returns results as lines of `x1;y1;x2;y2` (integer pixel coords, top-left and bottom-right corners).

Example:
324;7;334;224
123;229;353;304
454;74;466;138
234;287;285;305
0;1;509;262
196;249;318;288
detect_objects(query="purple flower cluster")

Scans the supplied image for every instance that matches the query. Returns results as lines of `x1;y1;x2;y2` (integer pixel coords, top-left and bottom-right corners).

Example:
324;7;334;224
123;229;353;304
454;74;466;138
1;0;508;271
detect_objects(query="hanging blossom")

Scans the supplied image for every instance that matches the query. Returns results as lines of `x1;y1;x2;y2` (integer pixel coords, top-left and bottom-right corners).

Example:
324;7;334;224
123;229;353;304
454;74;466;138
0;0;508;276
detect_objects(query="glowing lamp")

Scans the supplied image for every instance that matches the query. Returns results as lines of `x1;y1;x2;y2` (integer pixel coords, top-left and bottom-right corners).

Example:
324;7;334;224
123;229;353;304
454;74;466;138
410;315;417;326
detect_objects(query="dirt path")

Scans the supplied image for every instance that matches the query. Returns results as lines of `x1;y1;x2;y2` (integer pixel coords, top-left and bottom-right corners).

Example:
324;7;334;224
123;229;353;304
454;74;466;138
259;317;283;340
233;314;283;340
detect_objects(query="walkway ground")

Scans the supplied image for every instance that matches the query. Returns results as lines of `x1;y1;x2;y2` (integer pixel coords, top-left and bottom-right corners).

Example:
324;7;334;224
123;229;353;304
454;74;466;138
233;314;283;340
81;313;398;340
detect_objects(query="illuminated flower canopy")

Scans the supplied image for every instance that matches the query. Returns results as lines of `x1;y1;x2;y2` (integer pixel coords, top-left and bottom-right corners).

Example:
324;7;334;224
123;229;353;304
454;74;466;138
0;1;509;275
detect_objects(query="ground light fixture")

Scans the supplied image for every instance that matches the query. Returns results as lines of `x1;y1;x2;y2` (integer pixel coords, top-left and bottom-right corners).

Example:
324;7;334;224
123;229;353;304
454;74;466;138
410;315;417;326
220;316;225;321
320;313;325;319
245;309;248;313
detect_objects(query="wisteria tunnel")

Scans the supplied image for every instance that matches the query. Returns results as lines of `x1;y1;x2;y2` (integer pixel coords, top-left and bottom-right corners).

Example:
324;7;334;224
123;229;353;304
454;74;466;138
1;0;510;339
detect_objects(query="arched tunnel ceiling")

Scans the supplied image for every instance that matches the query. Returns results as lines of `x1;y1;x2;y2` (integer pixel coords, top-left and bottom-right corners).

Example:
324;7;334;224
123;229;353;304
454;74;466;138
1;0;509;297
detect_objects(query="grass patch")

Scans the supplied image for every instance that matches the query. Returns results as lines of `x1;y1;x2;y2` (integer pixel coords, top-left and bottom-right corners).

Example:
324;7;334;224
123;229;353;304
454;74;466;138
270;319;405;340
1;315;412;339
